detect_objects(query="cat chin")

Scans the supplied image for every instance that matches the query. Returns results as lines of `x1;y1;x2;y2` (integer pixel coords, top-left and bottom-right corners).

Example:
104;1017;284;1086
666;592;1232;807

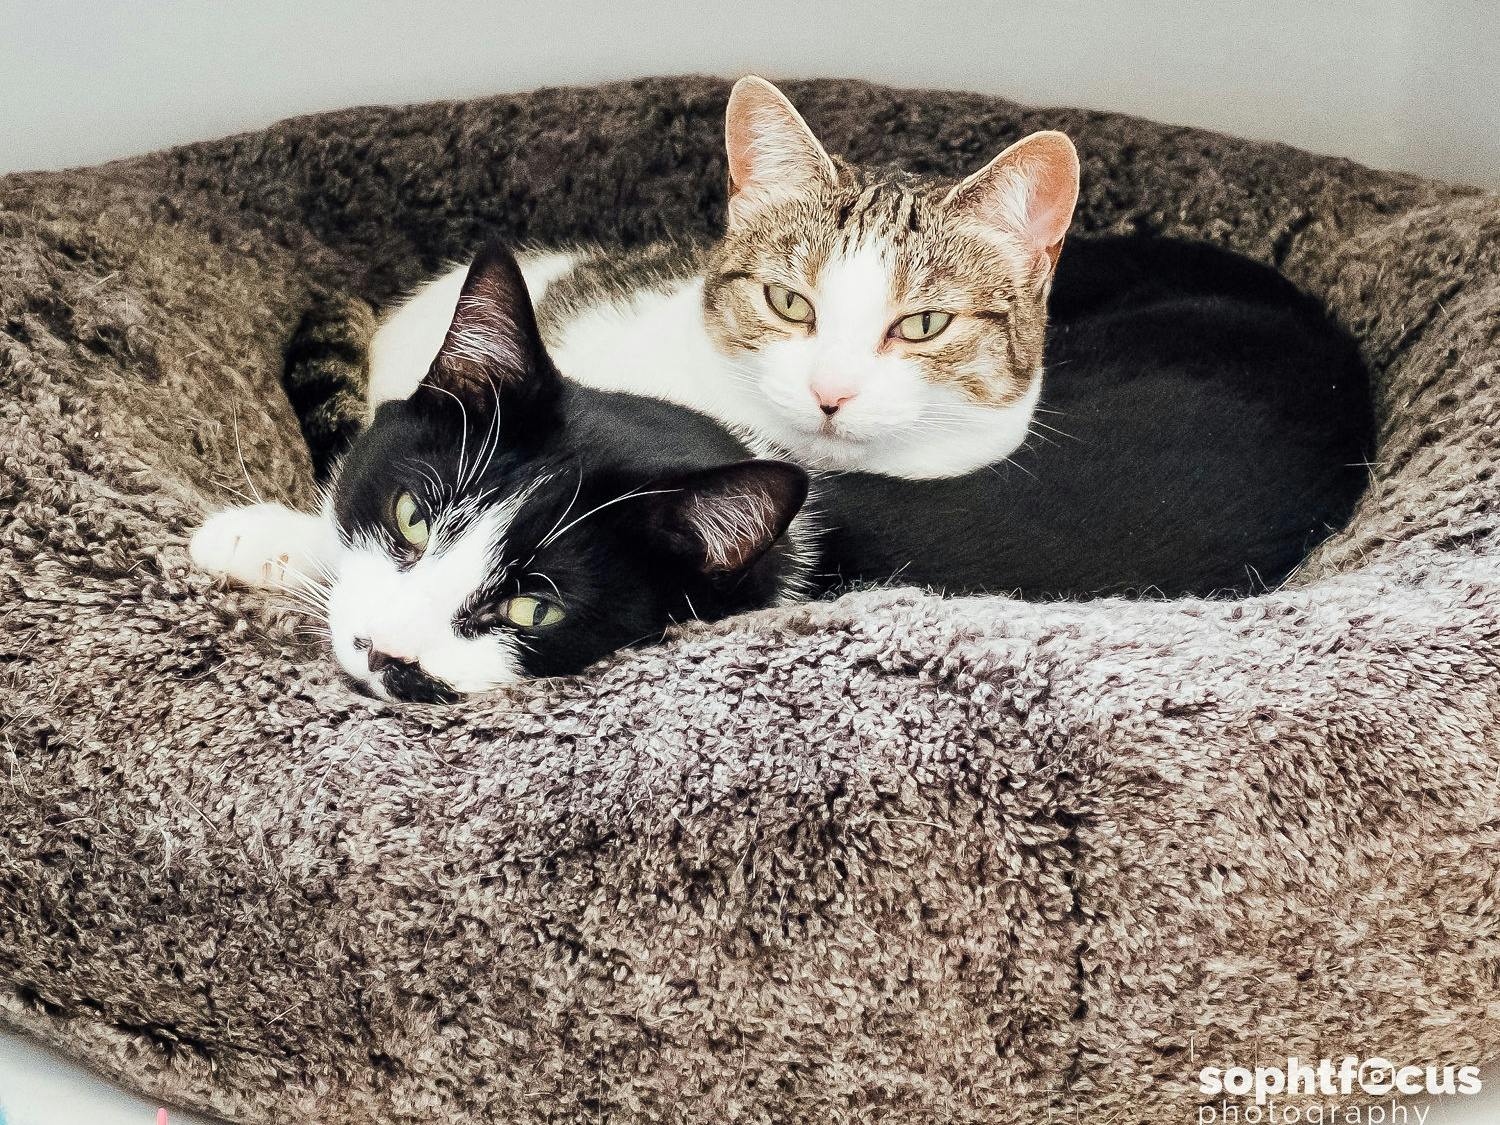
784;425;1027;478
329;625;515;701
751;378;1043;480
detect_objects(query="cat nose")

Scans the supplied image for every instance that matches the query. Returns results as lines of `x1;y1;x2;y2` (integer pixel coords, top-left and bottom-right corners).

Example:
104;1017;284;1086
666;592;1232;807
812;384;857;416
354;634;418;674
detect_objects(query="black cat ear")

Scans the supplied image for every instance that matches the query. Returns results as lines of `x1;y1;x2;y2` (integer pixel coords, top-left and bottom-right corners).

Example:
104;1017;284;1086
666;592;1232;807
642;460;809;576
417;241;558;419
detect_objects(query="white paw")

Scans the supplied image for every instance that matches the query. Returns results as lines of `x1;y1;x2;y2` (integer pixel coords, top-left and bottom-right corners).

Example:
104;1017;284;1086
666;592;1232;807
189;504;334;591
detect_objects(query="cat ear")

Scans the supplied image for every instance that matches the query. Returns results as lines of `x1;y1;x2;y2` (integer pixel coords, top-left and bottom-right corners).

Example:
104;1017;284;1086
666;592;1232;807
642;460;809;577
417;241;558;419
724;76;837;227
943;131;1080;276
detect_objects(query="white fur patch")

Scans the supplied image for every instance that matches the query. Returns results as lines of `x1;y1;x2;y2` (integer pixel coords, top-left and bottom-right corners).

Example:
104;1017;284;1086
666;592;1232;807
548;278;753;422
189;502;337;591
326;486;540;698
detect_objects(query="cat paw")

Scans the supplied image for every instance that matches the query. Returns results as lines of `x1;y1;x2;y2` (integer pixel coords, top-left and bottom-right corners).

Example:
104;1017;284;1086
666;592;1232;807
189;503;333;591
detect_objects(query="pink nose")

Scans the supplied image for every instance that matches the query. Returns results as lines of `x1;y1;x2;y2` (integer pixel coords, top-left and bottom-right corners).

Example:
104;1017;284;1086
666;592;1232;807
354;634;416;670
811;383;858;416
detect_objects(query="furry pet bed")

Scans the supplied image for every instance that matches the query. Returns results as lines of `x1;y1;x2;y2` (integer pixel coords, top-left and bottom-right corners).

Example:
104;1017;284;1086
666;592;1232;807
2;77;1498;1124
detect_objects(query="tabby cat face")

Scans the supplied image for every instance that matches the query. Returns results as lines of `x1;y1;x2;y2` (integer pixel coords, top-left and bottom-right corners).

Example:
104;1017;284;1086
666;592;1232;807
703;77;1079;478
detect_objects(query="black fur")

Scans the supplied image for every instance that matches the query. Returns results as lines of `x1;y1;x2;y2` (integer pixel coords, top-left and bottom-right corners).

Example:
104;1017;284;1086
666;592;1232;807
327;237;1373;695
813;235;1374;598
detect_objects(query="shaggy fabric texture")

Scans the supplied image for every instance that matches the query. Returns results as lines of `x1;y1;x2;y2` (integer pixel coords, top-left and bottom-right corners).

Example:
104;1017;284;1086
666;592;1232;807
2;77;1498;1124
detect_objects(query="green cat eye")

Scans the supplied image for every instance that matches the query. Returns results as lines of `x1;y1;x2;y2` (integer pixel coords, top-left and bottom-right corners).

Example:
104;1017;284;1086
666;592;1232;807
893;310;953;342
392;490;430;551
498;595;565;629
764;283;815;325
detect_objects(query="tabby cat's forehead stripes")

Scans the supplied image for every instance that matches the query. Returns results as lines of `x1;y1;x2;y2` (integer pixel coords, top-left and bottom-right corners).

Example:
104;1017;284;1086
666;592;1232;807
831;178;925;246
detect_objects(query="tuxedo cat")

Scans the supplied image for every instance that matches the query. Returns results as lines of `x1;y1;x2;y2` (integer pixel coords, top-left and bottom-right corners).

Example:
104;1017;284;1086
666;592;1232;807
190;239;1371;701
366;76;1081;480
195;243;813;702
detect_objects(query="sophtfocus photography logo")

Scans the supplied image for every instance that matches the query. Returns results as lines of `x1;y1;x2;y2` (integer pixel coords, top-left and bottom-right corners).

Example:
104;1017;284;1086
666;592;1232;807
1198;1056;1483;1123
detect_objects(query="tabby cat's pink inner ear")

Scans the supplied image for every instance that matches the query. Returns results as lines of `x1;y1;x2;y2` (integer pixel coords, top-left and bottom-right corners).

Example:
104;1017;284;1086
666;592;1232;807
944;130;1081;271
724;75;836;225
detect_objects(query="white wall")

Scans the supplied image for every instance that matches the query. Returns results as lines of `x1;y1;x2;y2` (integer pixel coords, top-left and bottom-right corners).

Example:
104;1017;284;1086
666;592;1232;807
1;0;1496;187
0;1030;224;1125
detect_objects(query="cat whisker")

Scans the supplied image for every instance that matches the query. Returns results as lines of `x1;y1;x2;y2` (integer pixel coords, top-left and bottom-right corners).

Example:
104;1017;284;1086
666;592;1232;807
280;559;334;591
278;578;330;601
270;561;334;619
213;482;261;508
290;550;340;584
909;416;977;433
427;384;473;492
525;571;563;600
1030;417;1079;442
275;589;331;616
403;458;448;503
991;451;1039;483
275;601;330;624
719;367;765;388
285;619;333;637
536;484;681;552
459;381;506;494
525;468;585;568
279;576;330;601
230;405;265;506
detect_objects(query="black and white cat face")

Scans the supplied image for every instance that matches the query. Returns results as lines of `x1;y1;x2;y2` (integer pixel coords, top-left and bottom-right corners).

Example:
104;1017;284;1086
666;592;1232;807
325;244;809;702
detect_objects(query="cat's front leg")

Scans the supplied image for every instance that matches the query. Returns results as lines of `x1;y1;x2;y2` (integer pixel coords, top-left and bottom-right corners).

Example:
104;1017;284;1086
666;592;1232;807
189;503;338;591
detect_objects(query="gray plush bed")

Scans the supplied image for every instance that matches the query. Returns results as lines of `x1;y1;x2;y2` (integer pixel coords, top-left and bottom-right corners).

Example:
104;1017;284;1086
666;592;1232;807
1;77;1497;1124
